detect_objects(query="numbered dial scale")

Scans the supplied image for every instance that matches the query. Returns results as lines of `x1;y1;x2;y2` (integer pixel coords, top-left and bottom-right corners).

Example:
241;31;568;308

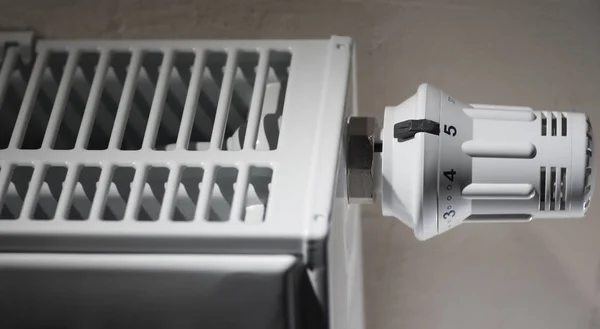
380;84;594;240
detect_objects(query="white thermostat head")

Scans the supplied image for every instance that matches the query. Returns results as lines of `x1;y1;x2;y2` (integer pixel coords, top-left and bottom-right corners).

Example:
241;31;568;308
380;83;594;240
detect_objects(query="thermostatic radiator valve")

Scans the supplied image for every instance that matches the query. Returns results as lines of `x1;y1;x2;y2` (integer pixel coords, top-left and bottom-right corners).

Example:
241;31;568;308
347;83;595;240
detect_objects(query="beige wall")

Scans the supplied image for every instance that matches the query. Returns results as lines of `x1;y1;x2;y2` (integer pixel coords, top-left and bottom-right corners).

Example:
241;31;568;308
2;0;599;328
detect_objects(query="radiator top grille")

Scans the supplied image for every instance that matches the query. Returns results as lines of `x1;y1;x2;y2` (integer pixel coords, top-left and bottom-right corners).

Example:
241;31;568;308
0;46;291;223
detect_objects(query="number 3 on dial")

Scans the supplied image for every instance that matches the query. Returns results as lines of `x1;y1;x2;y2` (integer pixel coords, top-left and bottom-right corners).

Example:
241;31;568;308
443;210;455;219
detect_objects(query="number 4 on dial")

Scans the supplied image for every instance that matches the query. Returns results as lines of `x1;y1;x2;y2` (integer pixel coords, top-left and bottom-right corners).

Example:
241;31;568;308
444;169;456;182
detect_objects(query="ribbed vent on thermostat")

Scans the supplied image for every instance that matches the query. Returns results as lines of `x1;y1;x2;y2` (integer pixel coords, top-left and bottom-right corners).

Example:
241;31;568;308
541;112;567;137
540;166;567;211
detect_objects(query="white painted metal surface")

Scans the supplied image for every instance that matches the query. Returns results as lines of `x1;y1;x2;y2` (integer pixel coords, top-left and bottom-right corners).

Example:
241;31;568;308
0;253;306;329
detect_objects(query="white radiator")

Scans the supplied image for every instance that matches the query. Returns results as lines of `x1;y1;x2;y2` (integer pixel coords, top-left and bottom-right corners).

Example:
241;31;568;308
0;32;364;329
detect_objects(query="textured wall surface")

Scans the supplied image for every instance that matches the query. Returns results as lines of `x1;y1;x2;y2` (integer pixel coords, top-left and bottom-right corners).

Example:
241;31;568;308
1;0;600;328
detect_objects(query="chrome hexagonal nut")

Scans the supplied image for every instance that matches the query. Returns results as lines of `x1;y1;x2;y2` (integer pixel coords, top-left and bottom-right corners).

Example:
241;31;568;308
347;116;378;204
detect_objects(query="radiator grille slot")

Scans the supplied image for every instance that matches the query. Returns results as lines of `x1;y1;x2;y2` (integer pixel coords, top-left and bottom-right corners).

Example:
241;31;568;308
82;52;132;150
102;166;134;221
172;167;204;222
119;51;162;150
68;166;101;220
0;48;31;149
206;167;238;221
50;52;96;150
0;166;33;219
32;166;67;220
137;167;169;221
20;51;68;149
244;167;273;223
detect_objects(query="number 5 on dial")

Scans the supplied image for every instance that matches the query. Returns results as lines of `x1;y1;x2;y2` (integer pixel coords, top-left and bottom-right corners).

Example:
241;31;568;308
444;124;457;136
